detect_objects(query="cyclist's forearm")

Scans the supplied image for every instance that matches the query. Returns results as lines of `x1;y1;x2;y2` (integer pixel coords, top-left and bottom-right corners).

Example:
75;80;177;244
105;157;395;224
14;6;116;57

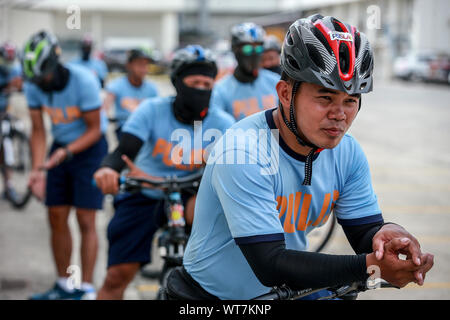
66;109;103;154
342;221;384;254
30;129;47;170
65;125;101;155
239;240;368;290
101;132;143;172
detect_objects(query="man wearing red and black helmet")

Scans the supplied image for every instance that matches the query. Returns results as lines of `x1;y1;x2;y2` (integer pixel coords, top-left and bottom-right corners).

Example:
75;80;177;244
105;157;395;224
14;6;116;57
173;15;434;300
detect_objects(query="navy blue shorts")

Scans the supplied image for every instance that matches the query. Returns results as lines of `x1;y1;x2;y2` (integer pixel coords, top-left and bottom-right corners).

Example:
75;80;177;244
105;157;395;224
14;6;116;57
107;192;192;268
45;136;108;209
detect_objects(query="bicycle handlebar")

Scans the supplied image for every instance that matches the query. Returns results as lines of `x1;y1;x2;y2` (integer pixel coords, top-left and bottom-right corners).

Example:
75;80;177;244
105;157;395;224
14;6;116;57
92;167;204;192
252;280;399;300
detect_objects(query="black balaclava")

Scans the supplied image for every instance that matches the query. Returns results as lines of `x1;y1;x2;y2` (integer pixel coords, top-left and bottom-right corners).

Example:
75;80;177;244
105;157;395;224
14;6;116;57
81;44;91;61
173;64;216;125
36;63;69;92
233;48;262;83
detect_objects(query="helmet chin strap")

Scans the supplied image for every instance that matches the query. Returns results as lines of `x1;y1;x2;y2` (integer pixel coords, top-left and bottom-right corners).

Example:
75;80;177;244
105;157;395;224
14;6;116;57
279;81;319;186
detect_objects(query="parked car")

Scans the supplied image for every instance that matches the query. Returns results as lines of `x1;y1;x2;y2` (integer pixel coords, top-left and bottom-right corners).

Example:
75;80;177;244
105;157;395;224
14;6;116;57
393;53;435;81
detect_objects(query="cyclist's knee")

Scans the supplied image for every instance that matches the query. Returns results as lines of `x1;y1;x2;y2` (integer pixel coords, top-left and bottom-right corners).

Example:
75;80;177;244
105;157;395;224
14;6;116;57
76;209;96;233
104;264;139;290
48;207;71;230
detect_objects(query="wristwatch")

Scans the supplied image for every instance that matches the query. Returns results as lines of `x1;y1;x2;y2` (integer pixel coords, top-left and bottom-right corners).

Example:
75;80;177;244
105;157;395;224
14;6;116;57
64;146;74;161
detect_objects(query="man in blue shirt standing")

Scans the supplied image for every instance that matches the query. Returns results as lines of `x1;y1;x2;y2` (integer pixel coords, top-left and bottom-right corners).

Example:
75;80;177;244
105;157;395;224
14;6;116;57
93;45;235;300
102;48;159;140
210;22;279;121
23;31;108;300
70;34;108;88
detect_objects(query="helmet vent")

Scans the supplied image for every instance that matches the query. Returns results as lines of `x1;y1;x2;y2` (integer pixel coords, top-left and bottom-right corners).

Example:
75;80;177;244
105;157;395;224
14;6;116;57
338;42;350;74
286;31;294;46
360;50;372;74
306;43;325;71
287;55;300;69
332;18;345;32
360;82;367;90
311;27;333;56
321;76;335;87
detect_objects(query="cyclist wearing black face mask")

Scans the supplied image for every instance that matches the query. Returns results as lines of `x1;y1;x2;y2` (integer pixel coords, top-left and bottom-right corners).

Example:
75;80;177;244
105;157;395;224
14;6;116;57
210;22;279;121
70;34;108;88
93;45;235;300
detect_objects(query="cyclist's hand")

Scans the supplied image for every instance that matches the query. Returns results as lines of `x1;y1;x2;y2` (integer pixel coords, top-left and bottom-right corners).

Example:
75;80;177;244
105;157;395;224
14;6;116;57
122;155;164;189
93;167;120;195
414;252;434;286
28;169;46;201
44;148;67;169
367;237;424;288
372;223;422;267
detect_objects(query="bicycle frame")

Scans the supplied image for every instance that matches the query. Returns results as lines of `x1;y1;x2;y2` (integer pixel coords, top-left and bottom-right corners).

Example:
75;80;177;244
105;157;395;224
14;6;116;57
118;168;204;283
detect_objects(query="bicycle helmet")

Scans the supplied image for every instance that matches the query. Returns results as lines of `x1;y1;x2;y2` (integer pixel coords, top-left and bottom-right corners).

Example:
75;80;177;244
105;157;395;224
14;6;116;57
170;45;217;84
0;42;17;64
280;14;374;185
22;30;60;83
263;35;282;53
231;22;266;48
281;14;374;94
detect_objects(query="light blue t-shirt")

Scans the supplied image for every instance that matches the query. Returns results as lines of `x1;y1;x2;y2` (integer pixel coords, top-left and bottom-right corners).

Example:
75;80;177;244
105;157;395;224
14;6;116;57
122;96;235;199
183;109;382;300
70;57;108;84
24;64;107;145
0;63;21;111
210;68;279;121
106;76;159;127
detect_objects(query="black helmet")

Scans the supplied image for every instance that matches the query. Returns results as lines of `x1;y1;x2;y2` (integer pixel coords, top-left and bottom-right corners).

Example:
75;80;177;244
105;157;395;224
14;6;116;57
281;14;374;94
263;35;281;53
170;45;217;85
22;30;60;83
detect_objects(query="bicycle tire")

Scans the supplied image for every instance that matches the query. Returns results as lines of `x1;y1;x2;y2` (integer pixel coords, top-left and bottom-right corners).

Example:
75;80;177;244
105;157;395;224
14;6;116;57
1;128;32;209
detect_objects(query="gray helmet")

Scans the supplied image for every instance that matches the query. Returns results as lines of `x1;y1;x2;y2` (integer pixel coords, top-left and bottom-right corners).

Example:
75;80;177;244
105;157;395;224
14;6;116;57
22;30;60;83
170;45;217;84
281;14;374;94
263;35;281;53
231;22;265;48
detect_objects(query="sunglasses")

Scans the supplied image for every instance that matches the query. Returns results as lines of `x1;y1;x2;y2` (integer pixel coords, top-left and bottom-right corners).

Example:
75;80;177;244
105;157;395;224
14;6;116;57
241;44;264;56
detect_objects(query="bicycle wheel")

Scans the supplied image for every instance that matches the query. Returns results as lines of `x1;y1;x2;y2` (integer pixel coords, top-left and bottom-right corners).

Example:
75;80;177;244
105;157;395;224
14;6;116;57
306;213;337;252
1;128;32;209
